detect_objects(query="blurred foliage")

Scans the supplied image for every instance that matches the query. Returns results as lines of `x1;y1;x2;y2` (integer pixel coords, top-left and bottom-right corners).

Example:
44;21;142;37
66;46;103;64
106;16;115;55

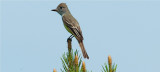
102;55;117;72
53;38;117;72
60;49;85;72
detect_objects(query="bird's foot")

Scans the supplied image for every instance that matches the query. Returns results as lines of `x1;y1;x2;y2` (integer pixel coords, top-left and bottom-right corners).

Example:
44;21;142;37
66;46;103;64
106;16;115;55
67;35;74;42
67;37;72;42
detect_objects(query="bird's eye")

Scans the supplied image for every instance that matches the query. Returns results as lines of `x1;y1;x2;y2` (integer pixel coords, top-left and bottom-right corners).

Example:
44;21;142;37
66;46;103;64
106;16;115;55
60;7;63;9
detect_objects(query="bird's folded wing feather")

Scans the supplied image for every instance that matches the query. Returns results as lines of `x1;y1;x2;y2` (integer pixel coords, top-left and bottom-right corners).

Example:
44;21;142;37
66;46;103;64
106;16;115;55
62;15;83;40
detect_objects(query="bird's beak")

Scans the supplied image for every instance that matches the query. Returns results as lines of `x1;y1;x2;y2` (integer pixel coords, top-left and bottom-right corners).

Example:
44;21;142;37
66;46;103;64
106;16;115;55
51;9;57;11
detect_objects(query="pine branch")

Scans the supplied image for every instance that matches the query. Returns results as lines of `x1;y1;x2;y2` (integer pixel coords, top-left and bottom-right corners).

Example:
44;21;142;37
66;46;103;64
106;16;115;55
54;38;117;72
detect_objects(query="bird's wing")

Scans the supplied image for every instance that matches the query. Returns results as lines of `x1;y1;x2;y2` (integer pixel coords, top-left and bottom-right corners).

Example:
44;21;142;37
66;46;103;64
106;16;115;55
62;15;83;40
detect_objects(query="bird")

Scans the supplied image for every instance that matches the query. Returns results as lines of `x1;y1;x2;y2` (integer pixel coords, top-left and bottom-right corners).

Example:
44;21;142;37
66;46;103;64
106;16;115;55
51;3;89;59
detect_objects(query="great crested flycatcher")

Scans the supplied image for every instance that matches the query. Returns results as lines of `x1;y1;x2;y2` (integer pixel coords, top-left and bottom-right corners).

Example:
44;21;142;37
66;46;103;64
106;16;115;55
51;3;89;59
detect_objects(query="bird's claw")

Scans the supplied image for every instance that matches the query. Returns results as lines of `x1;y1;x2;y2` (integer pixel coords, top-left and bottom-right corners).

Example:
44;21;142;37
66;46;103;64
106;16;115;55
67;35;74;42
67;37;72;42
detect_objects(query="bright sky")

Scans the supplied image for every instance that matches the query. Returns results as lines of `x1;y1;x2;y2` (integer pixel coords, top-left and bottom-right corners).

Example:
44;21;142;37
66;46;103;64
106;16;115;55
1;0;160;72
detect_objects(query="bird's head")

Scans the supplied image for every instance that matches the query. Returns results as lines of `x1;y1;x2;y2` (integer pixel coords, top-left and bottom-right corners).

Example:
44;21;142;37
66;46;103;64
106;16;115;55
51;3;69;16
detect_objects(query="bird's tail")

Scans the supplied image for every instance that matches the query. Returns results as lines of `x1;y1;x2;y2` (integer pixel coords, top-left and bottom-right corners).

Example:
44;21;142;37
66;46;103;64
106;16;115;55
79;41;89;59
